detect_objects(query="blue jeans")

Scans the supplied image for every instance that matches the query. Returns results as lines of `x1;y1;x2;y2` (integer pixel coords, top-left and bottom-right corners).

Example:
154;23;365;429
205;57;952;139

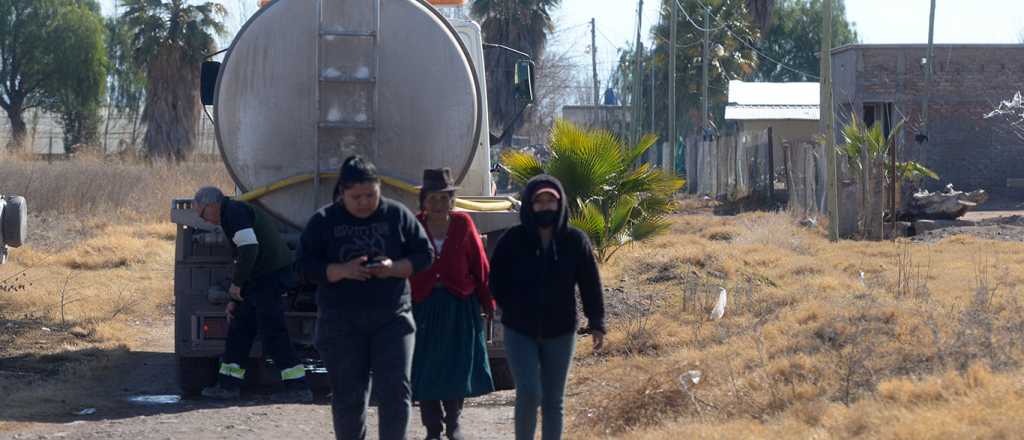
316;307;416;440
503;325;577;440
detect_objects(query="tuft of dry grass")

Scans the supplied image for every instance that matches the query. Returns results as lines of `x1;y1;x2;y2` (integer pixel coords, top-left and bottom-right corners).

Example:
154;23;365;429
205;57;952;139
569;209;1024;439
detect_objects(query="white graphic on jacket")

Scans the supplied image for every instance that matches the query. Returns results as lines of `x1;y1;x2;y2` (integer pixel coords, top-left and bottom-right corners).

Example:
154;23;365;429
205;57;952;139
333;223;389;262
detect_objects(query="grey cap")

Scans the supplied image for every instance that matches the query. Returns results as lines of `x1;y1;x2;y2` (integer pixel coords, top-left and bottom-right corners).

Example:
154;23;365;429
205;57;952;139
193;186;225;207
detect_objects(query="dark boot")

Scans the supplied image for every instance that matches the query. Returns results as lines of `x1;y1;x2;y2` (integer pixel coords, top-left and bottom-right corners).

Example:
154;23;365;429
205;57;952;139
442;399;465;440
420;400;444;440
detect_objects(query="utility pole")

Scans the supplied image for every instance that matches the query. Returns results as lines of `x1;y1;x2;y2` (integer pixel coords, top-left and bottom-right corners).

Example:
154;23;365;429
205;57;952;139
650;59;655;132
821;0;839;241
701;4;710;140
591;18;599;106
633;0;644;144
920;0;936;142
667;0;677;173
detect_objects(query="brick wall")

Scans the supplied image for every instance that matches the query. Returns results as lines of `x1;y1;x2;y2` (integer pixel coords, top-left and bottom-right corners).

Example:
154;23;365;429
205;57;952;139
832;45;1024;194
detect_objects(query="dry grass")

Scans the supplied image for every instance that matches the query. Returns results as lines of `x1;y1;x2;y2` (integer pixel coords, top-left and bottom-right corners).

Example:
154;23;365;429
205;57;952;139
568;207;1024;439
0;154;231;223
0;156;230;425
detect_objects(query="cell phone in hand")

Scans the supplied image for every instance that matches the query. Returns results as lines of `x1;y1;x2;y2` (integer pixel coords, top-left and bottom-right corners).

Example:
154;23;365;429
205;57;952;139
362;255;387;268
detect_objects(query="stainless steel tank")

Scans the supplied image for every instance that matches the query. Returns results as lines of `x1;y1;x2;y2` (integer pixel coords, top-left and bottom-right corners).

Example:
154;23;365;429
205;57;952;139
214;0;482;228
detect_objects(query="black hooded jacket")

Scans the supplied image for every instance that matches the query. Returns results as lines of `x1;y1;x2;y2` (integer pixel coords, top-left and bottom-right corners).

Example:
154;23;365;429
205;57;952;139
489;175;606;339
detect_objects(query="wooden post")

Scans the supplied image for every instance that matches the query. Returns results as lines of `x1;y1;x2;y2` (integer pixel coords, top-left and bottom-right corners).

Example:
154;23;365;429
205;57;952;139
591;18;599;107
767;127;775;204
667;0;677;173
822;0;839;241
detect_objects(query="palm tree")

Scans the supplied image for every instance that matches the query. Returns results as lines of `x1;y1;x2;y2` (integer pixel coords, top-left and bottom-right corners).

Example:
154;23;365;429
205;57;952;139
471;0;560;132
503;120;684;263
746;0;774;31
121;0;226;160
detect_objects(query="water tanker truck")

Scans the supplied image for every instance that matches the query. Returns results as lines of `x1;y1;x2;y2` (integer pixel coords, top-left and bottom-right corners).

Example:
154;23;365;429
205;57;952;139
170;0;529;395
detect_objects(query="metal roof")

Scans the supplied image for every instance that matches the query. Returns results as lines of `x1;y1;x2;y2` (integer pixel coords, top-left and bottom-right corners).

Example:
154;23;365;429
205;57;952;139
725;80;820;121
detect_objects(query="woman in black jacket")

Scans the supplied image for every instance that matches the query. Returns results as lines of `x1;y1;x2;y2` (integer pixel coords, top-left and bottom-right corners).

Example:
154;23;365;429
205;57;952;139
489;174;606;440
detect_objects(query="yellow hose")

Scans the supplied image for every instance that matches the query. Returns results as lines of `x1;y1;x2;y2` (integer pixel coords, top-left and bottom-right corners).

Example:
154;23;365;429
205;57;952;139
236;173;515;212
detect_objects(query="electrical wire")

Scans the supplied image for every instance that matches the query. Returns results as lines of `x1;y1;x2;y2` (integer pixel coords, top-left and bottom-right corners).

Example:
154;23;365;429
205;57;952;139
721;25;821;80
674;0;726;32
670;0;821;80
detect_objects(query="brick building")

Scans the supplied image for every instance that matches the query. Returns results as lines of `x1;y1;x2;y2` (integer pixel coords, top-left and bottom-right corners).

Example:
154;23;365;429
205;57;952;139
831;44;1024;195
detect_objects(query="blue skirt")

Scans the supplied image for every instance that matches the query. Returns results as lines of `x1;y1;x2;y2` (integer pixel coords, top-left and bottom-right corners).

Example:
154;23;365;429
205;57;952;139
411;287;494;401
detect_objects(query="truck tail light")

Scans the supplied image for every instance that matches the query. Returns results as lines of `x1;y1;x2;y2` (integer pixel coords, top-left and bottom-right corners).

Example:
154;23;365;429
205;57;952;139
202;317;228;339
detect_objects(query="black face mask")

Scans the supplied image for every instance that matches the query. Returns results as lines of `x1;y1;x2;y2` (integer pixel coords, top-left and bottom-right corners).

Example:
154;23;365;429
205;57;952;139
534;210;559;227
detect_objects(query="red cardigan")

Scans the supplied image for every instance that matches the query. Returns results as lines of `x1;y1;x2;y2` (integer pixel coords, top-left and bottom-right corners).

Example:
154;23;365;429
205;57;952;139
411;211;495;309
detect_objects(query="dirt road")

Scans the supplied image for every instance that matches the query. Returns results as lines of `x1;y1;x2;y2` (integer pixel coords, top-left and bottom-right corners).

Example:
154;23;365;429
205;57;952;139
1;318;515;440
5;400;514;440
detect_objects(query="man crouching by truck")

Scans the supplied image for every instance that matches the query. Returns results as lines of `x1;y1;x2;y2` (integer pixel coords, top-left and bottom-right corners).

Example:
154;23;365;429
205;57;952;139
192;186;313;402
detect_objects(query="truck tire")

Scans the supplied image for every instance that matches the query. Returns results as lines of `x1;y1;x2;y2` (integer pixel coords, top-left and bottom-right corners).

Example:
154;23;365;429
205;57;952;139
177;356;218;398
489;356;515;391
1;195;26;248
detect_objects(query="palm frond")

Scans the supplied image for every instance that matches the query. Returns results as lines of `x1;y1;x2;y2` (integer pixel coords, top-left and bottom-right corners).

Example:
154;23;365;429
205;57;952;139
624;132;659;167
500;150;544;185
569;201;607;251
630;216;672;243
607;195;638;243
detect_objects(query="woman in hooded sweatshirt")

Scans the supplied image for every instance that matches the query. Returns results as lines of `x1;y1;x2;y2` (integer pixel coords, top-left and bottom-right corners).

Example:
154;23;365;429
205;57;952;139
489;174;606;440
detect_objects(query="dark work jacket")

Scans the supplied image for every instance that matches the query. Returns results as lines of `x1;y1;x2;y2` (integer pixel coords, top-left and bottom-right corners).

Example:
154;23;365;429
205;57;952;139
489;175;606;339
220;198;292;287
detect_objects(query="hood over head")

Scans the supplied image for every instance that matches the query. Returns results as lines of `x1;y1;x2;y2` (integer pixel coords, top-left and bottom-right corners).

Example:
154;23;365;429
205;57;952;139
520;174;568;233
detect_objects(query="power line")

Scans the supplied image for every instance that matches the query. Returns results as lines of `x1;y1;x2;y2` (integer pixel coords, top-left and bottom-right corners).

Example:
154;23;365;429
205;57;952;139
674;0;726;32
595;28;621;49
654;34;703;49
671;0;821;80
551;21;591;35
721;26;821;80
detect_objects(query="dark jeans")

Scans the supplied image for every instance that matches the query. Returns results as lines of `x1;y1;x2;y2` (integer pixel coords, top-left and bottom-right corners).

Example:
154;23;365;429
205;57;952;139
503;325;577;440
419;399;463;437
316;307;416;440
219;268;304;388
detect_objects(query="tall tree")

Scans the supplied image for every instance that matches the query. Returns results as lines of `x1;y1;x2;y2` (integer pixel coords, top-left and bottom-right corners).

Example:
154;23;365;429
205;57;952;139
0;0;108;152
753;0;857;82
746;0;775;31
44;0;108;151
105;15;147;150
121;0;225;160
0;0;60;150
471;0;561;132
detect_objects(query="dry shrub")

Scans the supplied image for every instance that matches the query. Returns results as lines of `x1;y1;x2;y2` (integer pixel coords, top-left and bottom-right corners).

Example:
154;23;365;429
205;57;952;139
55;233;165;270
732;211;812;254
877;363;995;406
702;226;739;242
